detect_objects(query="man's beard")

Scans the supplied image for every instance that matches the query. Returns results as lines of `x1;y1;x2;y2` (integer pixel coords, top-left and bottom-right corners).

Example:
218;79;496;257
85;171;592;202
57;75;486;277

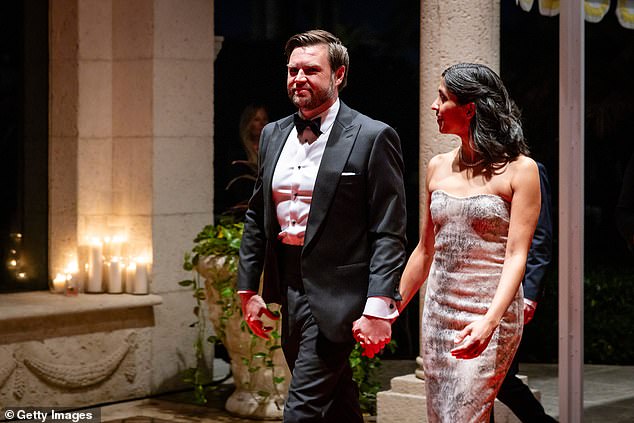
289;78;336;111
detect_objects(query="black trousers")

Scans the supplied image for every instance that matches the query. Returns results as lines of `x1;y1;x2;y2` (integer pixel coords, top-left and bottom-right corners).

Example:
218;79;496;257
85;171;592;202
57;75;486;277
278;244;363;423
491;351;558;423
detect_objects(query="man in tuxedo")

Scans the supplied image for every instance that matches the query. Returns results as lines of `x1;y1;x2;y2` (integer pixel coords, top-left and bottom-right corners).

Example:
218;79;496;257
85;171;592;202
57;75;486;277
237;29;407;422
491;162;557;423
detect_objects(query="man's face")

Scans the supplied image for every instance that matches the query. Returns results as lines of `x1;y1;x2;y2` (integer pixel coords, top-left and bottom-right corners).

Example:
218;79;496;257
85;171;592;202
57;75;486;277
286;44;344;118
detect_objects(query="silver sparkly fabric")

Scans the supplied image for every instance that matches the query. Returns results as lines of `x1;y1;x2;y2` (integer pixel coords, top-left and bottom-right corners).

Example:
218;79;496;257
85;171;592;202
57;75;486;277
422;190;523;423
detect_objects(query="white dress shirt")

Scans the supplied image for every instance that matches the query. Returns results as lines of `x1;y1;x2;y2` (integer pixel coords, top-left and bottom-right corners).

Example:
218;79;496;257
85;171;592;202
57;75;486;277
272;100;339;245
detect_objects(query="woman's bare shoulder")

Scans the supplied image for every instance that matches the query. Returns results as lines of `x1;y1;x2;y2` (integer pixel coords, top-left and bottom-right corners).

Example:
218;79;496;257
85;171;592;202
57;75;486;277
506;155;537;174
430;149;457;167
509;155;539;187
428;150;457;176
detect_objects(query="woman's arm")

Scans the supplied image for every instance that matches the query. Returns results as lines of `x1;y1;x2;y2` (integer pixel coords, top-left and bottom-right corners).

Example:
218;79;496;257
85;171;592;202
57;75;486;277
398;156;439;313
452;156;541;359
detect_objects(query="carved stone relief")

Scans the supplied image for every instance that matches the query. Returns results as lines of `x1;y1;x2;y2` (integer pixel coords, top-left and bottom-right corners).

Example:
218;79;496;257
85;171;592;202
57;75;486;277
0;329;152;407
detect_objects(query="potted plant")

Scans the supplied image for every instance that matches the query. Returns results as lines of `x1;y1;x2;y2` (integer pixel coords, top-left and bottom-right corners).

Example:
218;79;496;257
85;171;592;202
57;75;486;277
180;216;290;420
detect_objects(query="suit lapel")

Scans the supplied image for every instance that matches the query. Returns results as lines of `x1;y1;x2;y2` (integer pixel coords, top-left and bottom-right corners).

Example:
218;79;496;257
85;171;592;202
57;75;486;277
304;103;360;250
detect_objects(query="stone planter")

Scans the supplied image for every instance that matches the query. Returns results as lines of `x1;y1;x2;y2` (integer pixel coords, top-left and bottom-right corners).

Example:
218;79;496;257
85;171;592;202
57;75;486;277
197;255;291;420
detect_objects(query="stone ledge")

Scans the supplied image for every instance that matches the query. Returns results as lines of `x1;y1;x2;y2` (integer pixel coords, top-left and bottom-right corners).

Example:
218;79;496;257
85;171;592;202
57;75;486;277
0;291;162;321
377;375;428;423
378;373;541;423
389;373;427;395
0;291;163;344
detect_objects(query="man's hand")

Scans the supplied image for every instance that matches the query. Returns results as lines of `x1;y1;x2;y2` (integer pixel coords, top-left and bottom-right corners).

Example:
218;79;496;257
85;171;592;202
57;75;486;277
239;292;279;340
523;301;537;324
352;315;392;358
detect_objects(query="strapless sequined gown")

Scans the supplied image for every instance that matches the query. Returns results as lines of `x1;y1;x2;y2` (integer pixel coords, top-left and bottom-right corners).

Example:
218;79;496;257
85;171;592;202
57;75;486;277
422;190;523;423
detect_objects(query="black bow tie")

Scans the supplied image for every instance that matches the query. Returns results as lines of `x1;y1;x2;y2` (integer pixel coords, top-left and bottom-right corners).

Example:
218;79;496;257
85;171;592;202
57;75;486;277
294;114;322;137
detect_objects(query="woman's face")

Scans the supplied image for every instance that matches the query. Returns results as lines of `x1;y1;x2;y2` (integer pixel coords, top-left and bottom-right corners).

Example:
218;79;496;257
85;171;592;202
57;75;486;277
249;108;269;141
430;78;472;139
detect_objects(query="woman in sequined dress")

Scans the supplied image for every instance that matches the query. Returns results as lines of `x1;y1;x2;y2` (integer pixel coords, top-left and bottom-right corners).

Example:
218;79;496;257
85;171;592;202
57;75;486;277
398;63;541;422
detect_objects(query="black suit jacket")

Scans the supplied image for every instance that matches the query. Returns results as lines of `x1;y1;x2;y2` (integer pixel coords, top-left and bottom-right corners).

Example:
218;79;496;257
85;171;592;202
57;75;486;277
523;162;554;301
237;101;407;343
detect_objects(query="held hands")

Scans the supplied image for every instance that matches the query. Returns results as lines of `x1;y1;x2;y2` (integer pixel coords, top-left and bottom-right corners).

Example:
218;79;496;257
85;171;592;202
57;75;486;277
352;315;392;358
450;317;497;360
523;301;537;324
239;292;279;340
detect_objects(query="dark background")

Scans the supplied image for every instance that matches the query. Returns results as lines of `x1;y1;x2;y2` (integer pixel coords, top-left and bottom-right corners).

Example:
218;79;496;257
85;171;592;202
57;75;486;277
501;2;634;364
0;0;48;292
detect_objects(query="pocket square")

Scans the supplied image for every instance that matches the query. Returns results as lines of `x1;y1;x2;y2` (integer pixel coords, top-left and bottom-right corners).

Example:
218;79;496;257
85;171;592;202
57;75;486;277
341;172;357;176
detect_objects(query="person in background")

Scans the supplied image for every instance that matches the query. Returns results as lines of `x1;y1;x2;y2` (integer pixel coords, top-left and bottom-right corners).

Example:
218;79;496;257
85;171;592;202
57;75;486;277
239;103;269;167
226;104;270;215
491;161;558;423
393;63;541;422
237;29;407;422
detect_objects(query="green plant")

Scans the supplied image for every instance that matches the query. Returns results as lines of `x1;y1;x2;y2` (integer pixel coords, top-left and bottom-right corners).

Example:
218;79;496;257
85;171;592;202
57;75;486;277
178;268;213;403
179;216;286;405
350;340;397;415
184;217;243;344
521;263;634;365
583;265;634;364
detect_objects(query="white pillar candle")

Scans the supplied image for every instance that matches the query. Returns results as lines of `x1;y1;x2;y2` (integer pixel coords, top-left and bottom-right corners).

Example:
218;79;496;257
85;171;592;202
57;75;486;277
86;240;103;293
51;273;66;293
123;261;130;293
132;260;149;294
125;261;138;293
107;258;123;293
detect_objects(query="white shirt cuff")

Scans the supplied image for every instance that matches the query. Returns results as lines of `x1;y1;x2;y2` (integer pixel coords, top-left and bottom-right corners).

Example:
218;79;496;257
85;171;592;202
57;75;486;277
523;298;538;308
363;296;399;320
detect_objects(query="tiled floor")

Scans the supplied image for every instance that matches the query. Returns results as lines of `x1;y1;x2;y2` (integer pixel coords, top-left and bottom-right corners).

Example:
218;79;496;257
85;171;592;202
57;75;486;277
100;361;634;422
101;385;270;423
521;363;634;422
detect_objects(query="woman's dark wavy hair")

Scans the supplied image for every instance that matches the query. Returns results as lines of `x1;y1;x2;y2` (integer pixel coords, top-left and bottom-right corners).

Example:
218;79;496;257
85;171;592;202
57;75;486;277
442;63;529;169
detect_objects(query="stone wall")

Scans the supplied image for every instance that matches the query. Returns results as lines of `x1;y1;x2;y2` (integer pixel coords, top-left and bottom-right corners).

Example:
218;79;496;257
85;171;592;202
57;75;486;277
1;0;215;409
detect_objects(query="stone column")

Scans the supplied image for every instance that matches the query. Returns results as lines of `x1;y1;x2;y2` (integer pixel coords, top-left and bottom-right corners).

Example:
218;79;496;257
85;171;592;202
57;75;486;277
377;1;500;421
148;0;215;390
48;0;215;399
50;0;80;275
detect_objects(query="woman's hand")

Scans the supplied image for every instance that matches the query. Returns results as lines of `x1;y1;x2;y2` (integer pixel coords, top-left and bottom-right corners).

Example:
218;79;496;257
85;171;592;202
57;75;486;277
450;318;498;359
352;316;392;358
